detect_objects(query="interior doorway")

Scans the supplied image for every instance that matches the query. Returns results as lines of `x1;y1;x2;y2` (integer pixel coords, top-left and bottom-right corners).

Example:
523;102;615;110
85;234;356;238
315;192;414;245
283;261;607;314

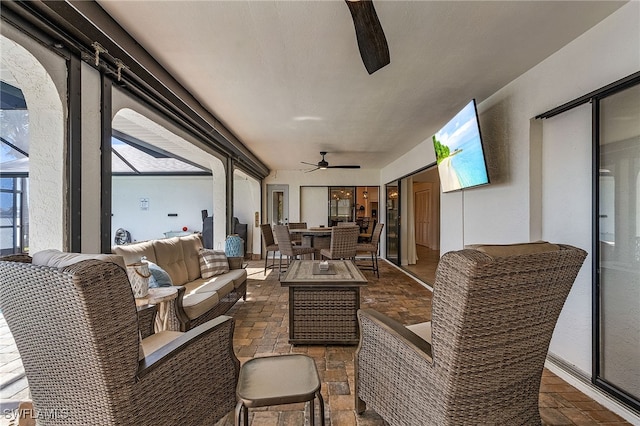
401;166;440;285
267;184;289;226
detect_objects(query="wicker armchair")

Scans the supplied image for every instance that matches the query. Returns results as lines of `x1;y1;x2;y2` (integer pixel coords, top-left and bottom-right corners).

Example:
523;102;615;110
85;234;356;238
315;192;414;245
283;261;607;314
260;223;279;275
320;225;359;260
355;242;587;425
0;255;239;426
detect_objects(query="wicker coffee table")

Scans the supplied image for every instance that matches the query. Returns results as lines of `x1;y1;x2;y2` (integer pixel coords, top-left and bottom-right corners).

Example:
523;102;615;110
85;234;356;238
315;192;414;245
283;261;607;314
279;260;367;345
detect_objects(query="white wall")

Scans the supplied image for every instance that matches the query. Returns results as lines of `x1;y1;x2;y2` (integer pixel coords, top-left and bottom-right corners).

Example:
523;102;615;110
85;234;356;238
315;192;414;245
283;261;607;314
301;186;329;227
112;176;213;243
379;1;640;380
541;105;593;370
264;169;380;223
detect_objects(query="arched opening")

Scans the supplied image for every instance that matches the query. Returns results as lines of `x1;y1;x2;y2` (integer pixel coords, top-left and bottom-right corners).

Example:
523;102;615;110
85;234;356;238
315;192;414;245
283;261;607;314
0;33;65;254
111;106;226;246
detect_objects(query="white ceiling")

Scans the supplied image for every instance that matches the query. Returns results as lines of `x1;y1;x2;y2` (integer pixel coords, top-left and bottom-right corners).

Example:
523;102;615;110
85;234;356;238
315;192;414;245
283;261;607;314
96;0;626;173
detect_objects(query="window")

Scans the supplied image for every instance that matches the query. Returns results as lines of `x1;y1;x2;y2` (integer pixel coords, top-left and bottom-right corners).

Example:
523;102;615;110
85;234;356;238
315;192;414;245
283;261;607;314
0;83;29;254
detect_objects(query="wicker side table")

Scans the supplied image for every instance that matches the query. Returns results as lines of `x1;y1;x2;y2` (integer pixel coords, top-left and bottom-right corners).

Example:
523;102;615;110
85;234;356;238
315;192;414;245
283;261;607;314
235;354;324;426
135;287;178;332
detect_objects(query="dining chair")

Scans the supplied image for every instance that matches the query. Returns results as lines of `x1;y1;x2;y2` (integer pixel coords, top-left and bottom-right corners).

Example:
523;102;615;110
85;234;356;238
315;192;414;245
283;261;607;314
260;223;279;275
358;219;377;243
356;222;384;277
359;217;370;234
355;242;587;425
273;225;319;272
337;221;357;227
288;222;307;246
320;226;359;260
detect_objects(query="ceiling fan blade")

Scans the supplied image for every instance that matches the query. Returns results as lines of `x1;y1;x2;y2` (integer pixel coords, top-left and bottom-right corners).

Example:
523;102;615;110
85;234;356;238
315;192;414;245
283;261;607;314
305;167;320;173
345;0;390;75
327;165;361;169
301;161;319;166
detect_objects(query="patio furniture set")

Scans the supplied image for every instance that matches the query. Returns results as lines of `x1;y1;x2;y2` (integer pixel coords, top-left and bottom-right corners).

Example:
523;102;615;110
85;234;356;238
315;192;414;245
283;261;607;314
261;222;385;277
0;240;586;425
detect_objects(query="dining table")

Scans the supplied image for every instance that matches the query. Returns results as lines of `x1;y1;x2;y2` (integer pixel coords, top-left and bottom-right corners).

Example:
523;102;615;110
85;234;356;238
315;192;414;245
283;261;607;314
288;227;333;250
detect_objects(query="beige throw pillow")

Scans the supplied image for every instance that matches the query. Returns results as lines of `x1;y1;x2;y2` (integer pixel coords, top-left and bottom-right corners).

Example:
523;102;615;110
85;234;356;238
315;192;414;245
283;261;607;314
199;249;229;278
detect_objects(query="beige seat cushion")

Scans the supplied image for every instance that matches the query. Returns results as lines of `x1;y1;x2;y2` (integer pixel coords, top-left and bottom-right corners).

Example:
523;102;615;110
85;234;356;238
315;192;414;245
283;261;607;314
183;277;235;298
225;268;247;289
406;321;432;344
465;241;560;258
112;241;157;264
32;249;126;271
140;331;183;360
182;291;220;320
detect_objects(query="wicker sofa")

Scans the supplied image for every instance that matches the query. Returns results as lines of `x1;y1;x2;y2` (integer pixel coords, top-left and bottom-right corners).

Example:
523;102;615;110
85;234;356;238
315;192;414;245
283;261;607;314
113;234;246;332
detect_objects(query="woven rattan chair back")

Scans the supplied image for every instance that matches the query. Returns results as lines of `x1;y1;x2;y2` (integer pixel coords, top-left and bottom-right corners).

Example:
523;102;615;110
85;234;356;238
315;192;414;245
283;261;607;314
356;243;587;425
322;226;359;259
0;259;142;423
356;223;384;277
273;225;295;257
288;222;307;245
261;223;276;246
260;223;279;275
273;225;317;271
0;257;240;425
337;221;357;227
369;222;384;247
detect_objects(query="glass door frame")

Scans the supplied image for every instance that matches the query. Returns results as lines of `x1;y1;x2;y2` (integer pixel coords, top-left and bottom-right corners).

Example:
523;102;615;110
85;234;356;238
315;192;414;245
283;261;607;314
592;76;640;411
385;180;400;266
536;71;640;411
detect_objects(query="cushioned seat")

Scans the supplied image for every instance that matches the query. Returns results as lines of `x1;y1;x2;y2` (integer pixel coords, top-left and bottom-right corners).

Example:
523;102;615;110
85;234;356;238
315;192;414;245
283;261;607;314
225;268;248;289
405;322;432;347
184;277;235;298
140;330;183;358
182;291;220;320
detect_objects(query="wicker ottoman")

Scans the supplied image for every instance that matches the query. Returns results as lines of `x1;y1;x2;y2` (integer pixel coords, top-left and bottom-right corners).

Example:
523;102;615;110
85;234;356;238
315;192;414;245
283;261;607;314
234;354;325;426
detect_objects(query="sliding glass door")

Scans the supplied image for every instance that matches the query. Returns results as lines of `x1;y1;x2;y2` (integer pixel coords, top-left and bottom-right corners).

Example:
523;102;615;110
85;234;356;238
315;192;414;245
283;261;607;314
596;82;640;409
386;181;400;265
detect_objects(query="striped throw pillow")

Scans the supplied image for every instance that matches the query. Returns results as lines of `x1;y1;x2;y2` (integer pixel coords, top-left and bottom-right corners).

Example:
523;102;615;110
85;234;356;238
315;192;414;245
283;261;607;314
199;249;229;278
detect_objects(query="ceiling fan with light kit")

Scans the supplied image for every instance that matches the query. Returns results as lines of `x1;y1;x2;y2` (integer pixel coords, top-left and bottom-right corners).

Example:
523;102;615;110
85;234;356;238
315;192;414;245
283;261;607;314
302;152;361;172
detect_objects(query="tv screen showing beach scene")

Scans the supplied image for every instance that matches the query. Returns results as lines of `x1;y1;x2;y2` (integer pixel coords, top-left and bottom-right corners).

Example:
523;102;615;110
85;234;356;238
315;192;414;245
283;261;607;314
432;99;489;193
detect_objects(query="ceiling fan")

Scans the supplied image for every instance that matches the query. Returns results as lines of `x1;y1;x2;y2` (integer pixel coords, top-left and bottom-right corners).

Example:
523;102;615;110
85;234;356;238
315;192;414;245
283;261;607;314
302;152;361;172
344;0;390;74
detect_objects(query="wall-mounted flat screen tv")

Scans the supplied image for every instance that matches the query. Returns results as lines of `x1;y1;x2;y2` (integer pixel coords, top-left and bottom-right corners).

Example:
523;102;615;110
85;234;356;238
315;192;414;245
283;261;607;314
432;99;489;193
